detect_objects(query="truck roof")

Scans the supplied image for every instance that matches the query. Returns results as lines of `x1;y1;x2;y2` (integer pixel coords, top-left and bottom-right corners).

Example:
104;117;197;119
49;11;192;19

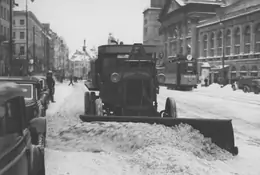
98;44;158;54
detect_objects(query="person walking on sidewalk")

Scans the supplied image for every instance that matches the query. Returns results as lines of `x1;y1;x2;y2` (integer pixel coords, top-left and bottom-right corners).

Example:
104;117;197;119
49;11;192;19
68;74;74;86
46;70;55;102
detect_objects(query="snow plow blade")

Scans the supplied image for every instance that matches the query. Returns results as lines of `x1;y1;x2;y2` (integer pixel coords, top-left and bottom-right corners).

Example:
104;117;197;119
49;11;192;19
79;115;238;155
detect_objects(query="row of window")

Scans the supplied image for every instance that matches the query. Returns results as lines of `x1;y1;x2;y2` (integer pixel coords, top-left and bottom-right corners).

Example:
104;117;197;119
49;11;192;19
202;23;260;57
13;31;25;39
0;5;10;21
13;19;25;26
0;24;9;39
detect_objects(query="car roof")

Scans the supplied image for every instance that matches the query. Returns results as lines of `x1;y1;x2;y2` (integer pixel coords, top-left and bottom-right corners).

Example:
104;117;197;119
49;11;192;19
0;76;40;84
32;75;46;80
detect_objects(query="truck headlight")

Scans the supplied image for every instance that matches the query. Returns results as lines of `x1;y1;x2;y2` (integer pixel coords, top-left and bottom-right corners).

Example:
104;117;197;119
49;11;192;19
110;72;121;83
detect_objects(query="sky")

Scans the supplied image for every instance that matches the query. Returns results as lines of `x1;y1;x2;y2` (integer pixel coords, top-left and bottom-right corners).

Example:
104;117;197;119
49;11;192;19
14;0;150;55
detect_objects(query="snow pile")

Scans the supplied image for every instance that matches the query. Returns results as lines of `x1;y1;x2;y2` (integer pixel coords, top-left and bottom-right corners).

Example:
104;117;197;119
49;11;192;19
49;121;233;174
46;83;236;175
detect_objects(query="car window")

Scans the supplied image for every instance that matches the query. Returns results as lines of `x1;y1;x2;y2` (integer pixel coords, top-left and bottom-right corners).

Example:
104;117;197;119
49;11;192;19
17;84;33;100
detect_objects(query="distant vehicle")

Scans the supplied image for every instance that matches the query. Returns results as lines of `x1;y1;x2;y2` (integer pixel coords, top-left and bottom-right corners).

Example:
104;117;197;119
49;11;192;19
81;43;238;156
163;54;198;90
235;76;260;93
0;76;46;145
252;79;260;94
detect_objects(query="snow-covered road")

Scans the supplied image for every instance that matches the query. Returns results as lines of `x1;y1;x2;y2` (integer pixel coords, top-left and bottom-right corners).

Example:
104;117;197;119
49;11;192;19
44;82;260;175
158;86;260;174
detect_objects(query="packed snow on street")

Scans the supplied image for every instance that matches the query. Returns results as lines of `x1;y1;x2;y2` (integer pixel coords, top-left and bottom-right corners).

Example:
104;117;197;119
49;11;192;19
44;81;260;175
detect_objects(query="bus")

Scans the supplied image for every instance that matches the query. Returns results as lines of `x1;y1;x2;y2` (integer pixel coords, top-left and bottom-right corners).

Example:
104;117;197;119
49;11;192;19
164;54;198;90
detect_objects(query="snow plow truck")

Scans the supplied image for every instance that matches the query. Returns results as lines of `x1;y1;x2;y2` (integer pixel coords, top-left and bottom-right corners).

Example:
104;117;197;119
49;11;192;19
80;43;238;156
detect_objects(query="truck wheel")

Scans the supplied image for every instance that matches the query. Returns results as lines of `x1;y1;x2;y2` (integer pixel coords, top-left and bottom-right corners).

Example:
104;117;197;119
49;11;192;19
95;98;103;116
90;92;96;115
254;88;259;94
84;92;91;114
164;97;177;118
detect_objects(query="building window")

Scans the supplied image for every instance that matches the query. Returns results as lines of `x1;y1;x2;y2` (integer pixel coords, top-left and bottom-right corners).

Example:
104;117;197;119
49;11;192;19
0;6;3;19
13;32;15;39
234;27;240;54
250;65;258;76
20;46;25;55
244;26;251;54
217;31;222;56
20;19;25;25
144;19;147;25
6;28;9;39
20;32;25;39
3;8;6;20
179;39;183;54
230;66;237;80
13;19;15;25
144;27;148;36
3;27;6;36
255;23;260;53
6;10;9;21
240;65;247;76
203;34;207;57
209;33;214;57
225;29;231;55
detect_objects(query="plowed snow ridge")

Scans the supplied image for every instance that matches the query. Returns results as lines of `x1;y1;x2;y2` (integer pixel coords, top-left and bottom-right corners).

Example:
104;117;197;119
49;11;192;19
46;83;234;175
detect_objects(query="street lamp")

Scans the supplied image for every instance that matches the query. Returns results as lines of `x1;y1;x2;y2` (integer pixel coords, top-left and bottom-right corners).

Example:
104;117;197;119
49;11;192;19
9;0;13;75
217;7;226;86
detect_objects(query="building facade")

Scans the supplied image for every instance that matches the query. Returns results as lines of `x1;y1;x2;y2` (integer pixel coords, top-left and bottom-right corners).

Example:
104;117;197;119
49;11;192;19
197;0;260;81
0;0;10;75
143;0;166;59
13;11;44;62
159;0;222;61
159;0;260;83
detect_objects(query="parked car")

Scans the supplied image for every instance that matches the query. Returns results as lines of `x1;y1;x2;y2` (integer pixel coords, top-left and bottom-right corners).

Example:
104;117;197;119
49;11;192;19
33;75;50;112
0;76;46;144
0;85;45;175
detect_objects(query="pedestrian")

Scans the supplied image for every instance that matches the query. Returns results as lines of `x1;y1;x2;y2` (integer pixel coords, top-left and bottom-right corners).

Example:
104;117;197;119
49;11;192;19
204;78;208;87
46;70;55;102
68;74;73;86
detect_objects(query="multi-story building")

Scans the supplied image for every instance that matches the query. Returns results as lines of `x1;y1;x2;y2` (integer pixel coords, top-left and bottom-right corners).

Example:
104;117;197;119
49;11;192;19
13;10;49;73
197;0;260;81
159;0;260;82
0;0;10;75
13;11;43;59
69;49;95;78
143;0;166;58
159;0;222;61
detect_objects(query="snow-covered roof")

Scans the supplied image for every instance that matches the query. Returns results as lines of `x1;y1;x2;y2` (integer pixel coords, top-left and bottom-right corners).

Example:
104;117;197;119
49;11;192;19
69;48;96;62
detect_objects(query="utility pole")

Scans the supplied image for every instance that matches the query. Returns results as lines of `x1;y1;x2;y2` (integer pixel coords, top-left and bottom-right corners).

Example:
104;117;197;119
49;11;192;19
33;26;35;70
9;0;13;75
26;0;29;62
